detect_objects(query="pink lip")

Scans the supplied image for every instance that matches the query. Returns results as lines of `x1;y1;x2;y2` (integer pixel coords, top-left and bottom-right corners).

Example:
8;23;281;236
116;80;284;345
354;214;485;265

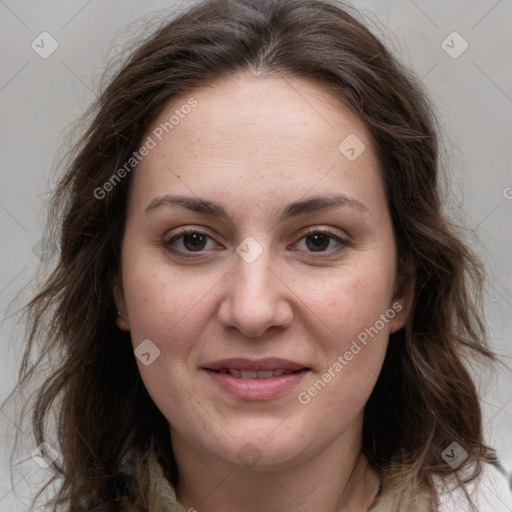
201;358;310;400
203;368;309;400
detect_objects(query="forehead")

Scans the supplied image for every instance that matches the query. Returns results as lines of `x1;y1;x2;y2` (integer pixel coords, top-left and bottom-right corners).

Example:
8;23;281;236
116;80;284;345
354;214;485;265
153;72;367;152
128;73;384;217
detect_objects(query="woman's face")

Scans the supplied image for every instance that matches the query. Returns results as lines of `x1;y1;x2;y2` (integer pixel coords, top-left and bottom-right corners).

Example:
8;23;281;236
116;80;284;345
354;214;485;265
116;73;413;469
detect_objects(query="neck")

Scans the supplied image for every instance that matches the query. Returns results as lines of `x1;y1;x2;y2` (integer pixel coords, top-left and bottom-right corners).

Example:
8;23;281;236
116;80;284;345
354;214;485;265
171;418;381;512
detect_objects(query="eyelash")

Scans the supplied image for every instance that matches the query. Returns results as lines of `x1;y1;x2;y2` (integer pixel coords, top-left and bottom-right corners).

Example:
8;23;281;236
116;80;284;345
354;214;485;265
163;227;349;259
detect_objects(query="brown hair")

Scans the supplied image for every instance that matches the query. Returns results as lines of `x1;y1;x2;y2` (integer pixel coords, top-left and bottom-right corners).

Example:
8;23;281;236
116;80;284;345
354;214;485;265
2;0;505;510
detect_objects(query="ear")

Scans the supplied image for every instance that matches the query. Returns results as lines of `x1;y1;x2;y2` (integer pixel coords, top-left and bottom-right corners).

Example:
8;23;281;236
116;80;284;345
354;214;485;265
388;258;415;335
113;278;131;331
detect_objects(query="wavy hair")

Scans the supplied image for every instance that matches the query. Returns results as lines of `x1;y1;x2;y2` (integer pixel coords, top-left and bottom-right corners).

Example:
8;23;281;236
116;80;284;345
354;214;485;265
2;0;505;510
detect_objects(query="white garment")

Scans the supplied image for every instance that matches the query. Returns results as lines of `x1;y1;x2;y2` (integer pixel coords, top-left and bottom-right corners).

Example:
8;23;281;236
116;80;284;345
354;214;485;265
435;462;512;511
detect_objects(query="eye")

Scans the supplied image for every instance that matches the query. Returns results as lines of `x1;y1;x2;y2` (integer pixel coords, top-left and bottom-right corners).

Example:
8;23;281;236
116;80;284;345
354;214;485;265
292;229;348;254
164;228;221;255
163;227;349;258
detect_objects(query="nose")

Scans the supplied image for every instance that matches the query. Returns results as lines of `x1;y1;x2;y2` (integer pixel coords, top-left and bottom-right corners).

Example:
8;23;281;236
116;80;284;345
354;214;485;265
216;243;294;338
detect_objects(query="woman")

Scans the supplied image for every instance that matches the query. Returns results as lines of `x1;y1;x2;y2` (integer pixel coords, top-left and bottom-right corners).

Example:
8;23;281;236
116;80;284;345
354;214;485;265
3;0;511;510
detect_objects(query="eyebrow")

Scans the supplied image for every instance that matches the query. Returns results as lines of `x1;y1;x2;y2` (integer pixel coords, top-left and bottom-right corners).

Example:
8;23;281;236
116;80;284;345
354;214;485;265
144;193;369;221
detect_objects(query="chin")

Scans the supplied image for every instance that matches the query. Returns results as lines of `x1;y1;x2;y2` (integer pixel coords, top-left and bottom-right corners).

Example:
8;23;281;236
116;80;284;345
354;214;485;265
207;430;315;472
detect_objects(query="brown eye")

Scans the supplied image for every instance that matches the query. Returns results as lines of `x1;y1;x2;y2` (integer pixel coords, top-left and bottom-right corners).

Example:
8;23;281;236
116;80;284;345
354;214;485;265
165;229;218;255
181;232;207;251
292;229;348;255
305;233;331;251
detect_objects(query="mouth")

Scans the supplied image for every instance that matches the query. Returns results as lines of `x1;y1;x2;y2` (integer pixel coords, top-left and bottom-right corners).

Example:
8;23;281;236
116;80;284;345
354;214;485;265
214;368;302;379
201;358;311;400
203;357;309;373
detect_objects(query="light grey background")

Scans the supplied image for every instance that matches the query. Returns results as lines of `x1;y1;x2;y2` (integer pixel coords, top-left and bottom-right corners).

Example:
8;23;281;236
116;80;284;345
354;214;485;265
0;0;511;510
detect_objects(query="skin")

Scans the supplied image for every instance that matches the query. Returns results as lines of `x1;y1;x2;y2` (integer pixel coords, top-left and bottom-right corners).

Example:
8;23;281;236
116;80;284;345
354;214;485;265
115;72;415;512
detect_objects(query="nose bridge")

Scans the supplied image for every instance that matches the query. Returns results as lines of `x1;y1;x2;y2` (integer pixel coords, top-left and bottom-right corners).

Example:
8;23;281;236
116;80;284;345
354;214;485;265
236;245;273;296
235;237;278;304
218;237;292;337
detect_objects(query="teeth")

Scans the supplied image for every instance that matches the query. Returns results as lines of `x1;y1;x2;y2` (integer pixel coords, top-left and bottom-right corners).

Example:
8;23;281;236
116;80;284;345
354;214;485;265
240;370;258;379
218;369;297;379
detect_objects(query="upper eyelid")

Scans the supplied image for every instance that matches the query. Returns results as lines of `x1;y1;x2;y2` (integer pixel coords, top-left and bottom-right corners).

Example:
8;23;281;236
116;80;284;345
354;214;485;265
300;226;348;239
165;227;220;246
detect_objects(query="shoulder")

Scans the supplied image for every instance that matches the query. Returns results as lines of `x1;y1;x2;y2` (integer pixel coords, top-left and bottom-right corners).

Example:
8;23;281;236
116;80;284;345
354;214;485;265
434;461;512;512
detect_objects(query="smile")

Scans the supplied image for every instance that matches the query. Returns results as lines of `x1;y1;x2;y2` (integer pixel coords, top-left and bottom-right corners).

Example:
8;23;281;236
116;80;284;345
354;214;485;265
216;368;298;378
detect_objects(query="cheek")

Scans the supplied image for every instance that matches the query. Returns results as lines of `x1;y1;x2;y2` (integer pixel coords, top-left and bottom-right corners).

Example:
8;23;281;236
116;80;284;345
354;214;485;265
121;264;216;420
124;267;215;351
120;228;218;337
293;259;395;411
303;264;395;348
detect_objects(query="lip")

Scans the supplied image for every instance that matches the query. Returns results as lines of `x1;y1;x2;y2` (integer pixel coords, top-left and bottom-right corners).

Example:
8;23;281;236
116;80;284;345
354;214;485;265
201;358;310;400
